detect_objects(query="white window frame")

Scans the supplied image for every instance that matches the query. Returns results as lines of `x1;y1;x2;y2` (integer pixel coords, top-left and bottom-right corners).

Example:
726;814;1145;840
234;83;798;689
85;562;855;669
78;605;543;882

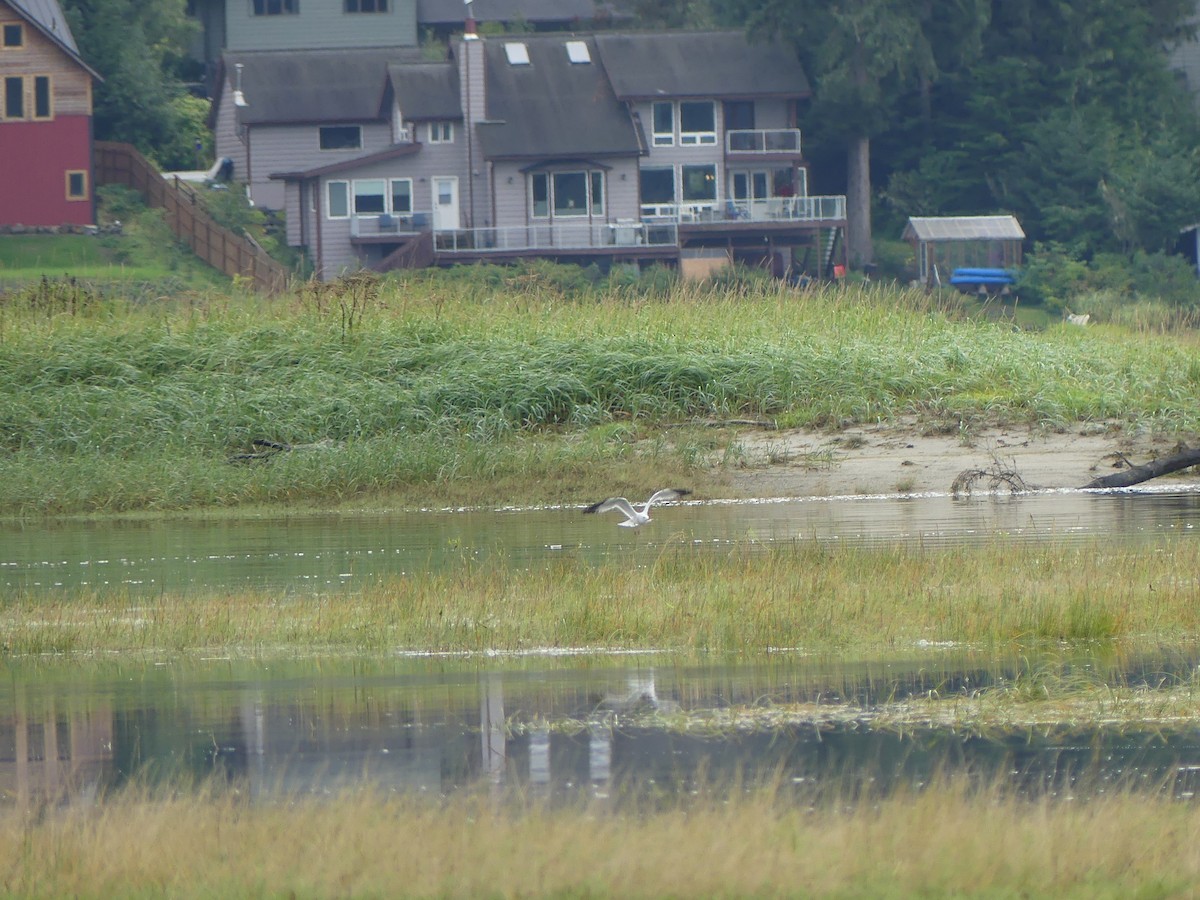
651;101;674;147
681;164;718;202
390;178;413;214
679;101;717;146
428;122;453;144
252;0;299;16
529;169;604;220
353;179;387;215
327;180;350;219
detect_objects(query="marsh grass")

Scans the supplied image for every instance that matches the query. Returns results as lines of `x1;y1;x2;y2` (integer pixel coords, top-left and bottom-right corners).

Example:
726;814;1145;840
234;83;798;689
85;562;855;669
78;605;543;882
4;773;1199;898
3;540;1198;656
3;279;1200;514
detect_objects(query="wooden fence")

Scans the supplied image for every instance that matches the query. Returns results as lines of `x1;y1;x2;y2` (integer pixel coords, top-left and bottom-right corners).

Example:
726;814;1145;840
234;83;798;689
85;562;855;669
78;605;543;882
94;142;291;294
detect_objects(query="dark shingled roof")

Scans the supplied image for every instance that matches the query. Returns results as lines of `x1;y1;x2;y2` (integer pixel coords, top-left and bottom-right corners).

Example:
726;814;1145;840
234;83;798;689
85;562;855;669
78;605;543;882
388;62;461;121
593;31;809;99
475;35;641;160
6;0;101;79
272;142;423;181
417;0;612;25
220;48;424;126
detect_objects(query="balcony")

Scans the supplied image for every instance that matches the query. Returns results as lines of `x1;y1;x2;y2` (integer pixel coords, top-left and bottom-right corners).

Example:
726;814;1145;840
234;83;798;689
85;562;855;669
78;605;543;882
349;212;430;237
641;195;846;224
725;129;803;156
434;221;679;253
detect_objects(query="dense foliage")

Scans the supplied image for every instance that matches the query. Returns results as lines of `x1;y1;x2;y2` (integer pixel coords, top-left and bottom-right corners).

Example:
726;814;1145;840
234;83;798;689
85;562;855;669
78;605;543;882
683;0;1200;270
61;0;210;170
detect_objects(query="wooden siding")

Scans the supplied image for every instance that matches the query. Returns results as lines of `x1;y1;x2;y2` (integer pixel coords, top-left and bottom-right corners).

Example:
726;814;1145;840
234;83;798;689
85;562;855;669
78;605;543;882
0;3;92;117
0;116;93;225
751;99;791;131
294;142;468;276
225;0;417;52
245;121;393;210
489;158;640;230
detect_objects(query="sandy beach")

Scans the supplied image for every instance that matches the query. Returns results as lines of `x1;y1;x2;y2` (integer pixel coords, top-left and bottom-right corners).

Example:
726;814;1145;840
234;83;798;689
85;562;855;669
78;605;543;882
723;419;1200;497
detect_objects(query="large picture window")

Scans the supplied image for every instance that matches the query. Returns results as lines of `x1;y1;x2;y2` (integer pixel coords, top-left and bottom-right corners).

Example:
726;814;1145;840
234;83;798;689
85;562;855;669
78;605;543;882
319;126;362;150
553;172;587;216
682;164;717;202
679;101;716;145
640;168;675;205
530;169;604;219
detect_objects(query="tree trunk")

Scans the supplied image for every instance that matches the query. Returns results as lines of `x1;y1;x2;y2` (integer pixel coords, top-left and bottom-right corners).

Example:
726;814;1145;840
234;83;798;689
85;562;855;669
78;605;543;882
1084;446;1200;489
846;135;873;269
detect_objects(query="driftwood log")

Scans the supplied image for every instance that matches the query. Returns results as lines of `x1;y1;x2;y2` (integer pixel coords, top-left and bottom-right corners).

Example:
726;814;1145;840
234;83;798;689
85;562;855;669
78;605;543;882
1084;446;1200;489
228;438;337;463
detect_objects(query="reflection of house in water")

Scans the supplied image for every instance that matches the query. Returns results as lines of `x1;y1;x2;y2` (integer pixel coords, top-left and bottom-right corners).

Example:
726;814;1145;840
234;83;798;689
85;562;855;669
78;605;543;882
0;707;115;806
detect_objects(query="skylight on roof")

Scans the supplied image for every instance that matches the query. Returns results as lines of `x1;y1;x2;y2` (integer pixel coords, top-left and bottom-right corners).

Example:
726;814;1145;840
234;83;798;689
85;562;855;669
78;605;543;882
504;42;530;65
565;40;590;64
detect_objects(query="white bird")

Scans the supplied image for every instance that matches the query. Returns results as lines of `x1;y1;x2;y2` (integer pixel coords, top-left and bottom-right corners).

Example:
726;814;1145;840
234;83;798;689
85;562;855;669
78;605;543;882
583;488;691;527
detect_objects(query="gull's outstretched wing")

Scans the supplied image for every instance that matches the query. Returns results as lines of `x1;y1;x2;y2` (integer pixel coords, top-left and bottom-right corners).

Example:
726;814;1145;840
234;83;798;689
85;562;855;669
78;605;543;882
645;488;691;508
584;497;638;522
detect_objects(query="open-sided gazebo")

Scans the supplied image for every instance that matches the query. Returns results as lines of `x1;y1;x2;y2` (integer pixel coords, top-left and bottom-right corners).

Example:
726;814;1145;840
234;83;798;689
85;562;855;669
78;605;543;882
902;215;1025;287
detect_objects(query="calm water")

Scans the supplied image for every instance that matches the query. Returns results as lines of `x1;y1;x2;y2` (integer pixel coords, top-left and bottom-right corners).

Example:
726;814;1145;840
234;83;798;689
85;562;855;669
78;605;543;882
4;487;1200;594
3;650;1200;808
4;487;1200;807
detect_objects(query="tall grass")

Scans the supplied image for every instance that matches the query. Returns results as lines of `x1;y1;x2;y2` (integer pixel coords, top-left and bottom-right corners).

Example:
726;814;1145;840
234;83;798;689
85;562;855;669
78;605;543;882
4;775;1199;898
3;278;1199;513
3;540;1198;655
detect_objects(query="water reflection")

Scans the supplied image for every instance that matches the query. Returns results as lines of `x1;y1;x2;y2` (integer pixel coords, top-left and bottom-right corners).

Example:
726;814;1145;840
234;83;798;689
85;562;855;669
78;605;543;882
3;652;1199;808
4;488;1200;595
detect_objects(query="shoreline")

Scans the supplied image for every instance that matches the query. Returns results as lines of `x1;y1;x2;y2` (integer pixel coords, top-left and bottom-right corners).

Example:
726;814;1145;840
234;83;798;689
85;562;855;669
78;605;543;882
723;419;1200;498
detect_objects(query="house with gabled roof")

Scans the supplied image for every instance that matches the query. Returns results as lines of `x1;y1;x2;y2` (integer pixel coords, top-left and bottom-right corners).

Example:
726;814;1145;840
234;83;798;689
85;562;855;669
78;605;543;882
212;24;847;280
0;0;101;228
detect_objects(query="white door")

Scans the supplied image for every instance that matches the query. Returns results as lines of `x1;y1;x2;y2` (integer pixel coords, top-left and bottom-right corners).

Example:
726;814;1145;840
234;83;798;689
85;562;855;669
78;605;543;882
432;177;459;231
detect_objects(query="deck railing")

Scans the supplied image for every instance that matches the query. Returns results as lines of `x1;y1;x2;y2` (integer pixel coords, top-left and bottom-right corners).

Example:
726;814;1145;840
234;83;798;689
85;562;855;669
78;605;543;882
726;129;803;154
433;221;679;253
641;195;847;223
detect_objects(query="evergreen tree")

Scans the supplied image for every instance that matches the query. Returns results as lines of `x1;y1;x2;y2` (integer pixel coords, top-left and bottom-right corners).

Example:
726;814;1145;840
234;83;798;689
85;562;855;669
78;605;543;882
62;0;207;170
717;0;991;269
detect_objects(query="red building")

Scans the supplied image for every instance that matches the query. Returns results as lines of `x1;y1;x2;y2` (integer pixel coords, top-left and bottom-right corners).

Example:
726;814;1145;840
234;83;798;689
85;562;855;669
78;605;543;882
0;0;100;228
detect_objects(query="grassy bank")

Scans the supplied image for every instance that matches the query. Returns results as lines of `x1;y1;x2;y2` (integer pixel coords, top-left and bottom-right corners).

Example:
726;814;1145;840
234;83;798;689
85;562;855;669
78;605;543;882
5;777;1198;898
5;541;1198;655
2;277;1200;516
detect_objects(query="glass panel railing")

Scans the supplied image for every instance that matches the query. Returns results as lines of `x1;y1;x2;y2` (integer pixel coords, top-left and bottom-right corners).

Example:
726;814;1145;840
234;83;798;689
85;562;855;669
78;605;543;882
726;129;802;154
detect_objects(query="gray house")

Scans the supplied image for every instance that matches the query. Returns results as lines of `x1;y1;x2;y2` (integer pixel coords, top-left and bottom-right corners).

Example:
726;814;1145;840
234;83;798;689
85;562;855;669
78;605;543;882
212;27;847;280
186;0;617;84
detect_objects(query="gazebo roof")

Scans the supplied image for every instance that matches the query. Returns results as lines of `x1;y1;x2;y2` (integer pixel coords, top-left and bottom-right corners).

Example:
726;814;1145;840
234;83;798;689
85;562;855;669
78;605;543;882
902;215;1025;242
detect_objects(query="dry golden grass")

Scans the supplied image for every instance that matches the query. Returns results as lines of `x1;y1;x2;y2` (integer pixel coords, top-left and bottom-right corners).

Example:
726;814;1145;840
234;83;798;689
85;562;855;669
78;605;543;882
2;778;1197;898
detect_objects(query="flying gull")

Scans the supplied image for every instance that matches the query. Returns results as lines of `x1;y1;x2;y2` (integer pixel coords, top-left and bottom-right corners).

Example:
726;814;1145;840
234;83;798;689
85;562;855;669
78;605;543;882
583;488;692;527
